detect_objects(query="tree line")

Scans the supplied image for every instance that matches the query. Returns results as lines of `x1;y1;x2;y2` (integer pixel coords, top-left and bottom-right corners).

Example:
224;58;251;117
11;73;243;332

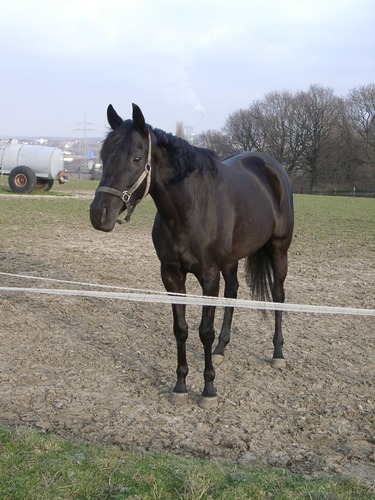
196;83;375;194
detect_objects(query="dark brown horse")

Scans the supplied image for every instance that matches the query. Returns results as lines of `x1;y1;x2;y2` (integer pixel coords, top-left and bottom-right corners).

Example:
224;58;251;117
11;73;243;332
90;104;294;408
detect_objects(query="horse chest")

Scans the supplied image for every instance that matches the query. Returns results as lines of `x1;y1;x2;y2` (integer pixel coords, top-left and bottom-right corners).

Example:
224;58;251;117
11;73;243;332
155;227;209;274
171;232;206;272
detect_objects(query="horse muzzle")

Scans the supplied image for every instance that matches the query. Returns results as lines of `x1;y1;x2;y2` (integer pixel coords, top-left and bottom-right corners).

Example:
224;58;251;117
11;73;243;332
89;196;124;232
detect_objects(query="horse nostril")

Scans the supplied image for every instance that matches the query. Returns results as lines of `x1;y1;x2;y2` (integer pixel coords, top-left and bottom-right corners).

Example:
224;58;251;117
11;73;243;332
100;206;107;224
90;201;107;228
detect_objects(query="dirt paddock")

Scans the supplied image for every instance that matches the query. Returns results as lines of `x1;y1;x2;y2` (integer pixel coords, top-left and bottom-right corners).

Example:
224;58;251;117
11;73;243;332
0;194;374;487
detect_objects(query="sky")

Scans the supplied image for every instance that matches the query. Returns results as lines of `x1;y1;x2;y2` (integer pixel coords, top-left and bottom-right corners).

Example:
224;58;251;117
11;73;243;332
1;0;374;138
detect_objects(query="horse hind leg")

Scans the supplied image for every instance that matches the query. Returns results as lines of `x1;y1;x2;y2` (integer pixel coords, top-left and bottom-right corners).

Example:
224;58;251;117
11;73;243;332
269;240;289;369
212;262;239;365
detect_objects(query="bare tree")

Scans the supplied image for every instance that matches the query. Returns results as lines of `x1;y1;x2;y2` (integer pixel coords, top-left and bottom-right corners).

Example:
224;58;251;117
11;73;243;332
251;90;304;175
292;85;340;192
224;107;265;151
197;83;375;193
346;84;375;175
196;130;236;159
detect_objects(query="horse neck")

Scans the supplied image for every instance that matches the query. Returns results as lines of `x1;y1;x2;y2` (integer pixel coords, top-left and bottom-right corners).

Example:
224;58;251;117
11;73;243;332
150;153;197;223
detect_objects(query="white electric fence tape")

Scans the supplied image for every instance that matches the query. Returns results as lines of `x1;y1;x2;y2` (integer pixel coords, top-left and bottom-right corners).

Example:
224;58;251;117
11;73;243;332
0;272;374;317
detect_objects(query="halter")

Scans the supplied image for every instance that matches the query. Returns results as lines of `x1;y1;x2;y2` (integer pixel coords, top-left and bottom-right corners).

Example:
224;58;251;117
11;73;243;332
95;132;152;223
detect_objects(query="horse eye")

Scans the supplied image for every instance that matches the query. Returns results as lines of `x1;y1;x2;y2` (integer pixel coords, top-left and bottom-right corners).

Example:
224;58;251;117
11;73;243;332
134;156;142;162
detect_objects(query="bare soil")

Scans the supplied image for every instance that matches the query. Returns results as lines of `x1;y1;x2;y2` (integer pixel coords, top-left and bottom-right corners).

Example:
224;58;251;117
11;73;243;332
0;194;374;487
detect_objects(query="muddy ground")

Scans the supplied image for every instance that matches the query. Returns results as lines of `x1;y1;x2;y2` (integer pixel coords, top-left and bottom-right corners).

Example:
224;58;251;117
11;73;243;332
0;193;374;487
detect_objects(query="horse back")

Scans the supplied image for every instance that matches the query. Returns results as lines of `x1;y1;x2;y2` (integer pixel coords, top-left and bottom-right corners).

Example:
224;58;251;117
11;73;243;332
223;151;290;197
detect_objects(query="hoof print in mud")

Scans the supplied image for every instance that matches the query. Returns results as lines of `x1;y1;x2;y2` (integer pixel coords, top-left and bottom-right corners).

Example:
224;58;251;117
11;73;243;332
271;358;287;369
199;396;218;410
169;392;189;406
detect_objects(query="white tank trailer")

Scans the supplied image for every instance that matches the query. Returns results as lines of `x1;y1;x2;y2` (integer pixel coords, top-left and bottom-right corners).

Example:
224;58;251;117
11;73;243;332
0;139;68;193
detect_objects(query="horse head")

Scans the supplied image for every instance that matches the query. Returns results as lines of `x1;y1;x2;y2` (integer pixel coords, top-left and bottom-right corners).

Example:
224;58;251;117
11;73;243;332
90;104;152;231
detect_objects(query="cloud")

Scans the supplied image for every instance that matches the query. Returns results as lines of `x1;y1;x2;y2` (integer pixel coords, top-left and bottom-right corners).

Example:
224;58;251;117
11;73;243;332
0;0;374;136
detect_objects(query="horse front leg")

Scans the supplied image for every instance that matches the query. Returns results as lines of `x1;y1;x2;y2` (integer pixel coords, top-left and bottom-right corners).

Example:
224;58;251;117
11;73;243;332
171;302;190;401
160;264;189;404
198;268;220;409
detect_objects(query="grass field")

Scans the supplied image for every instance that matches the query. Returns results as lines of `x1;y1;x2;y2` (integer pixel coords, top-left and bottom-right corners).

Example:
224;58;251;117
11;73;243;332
1;176;374;233
0;179;374;498
0;428;373;499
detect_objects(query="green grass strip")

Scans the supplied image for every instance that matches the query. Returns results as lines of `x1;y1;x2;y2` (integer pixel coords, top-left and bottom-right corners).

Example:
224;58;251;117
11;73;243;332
0;428;372;499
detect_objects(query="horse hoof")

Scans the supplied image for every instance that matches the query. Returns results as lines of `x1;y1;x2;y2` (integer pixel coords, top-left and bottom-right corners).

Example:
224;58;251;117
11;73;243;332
271;358;286;369
169;392;189;405
212;354;224;366
199;396;218;409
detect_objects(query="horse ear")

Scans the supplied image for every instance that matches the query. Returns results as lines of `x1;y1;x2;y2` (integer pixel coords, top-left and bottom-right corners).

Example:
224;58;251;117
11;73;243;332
107;104;123;130
132;103;147;133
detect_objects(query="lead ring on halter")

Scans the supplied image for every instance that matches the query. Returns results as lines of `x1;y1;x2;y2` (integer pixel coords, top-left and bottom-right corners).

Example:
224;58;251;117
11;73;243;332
95;132;152;223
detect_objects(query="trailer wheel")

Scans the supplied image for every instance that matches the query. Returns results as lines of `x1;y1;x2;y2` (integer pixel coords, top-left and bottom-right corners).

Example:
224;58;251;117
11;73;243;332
36;179;54;191
8;166;37;193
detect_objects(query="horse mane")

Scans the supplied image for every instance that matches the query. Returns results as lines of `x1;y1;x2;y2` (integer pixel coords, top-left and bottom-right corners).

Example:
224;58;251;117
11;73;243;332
152;127;218;181
101;120;219;182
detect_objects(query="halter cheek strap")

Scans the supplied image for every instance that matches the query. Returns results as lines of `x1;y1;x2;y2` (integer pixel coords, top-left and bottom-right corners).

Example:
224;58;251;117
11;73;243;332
95;132;152;223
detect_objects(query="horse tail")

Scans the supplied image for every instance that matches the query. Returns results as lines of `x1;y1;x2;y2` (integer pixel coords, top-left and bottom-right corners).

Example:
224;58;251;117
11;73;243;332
245;245;273;303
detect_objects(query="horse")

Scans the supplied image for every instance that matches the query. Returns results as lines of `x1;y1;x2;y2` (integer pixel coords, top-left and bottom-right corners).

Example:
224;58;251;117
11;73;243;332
90;103;294;409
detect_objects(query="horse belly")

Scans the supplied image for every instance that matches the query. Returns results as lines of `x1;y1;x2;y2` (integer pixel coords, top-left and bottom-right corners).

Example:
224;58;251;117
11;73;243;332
236;221;274;260
225;199;277;262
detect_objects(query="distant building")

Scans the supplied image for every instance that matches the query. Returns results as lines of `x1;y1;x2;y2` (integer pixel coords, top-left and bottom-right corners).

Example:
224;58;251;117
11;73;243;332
185;126;194;144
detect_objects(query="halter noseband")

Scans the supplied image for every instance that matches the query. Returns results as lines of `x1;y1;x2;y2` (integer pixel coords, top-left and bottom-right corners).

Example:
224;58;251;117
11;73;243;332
95;132;152;224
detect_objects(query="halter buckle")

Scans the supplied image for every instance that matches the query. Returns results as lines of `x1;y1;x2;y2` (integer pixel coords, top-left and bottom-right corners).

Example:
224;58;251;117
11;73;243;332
121;191;131;203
